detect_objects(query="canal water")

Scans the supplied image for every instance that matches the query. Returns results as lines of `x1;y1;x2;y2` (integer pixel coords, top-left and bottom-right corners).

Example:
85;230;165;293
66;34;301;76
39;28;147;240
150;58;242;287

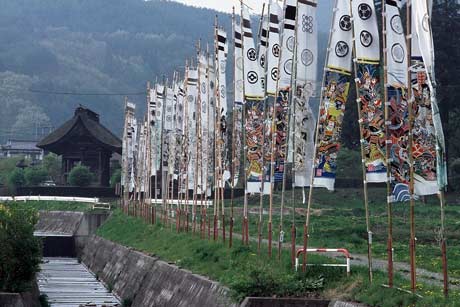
38;258;120;307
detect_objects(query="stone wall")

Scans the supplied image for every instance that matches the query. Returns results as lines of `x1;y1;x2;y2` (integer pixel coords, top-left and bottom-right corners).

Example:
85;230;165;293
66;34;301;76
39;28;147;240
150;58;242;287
81;235;237;307
0;280;40;307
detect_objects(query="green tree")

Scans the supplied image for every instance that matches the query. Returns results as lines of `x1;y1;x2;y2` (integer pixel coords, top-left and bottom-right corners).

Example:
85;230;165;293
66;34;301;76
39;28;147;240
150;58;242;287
7;168;25;192
0;156;22;186
0;204;42;292
110;168;121;188
24;167;48;186
68;164;93;187
42;153;61;183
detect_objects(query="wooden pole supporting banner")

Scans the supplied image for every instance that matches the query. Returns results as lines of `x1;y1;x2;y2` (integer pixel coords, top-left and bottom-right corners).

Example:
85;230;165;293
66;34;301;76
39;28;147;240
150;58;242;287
407;0;417;293
303;0;338;273
350;0;373;282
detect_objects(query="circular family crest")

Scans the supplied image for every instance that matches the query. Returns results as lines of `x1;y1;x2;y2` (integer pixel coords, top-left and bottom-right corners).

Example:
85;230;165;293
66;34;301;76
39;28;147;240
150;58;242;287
271;67;279;81
287;36;295;52
272;44;280;57
284;59;292;75
247;71;258;84
301;49;314;66
335;41;349;58
390;15;403;34
358;3;372;20
247;48;257;61
339;15;352;31
391;43;405;63
360;30;373;47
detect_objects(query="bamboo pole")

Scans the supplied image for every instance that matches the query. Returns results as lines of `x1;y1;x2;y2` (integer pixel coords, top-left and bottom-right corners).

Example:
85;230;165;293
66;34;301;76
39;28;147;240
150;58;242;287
213;18;220;241
406;0;417;293
281;0;301;262
350;0;373;282
303;0;338;272
255;2;266;255
230;7;237;248
382;1;394;287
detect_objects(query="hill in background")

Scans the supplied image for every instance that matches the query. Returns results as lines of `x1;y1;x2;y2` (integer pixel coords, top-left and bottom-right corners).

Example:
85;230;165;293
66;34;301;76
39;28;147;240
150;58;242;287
0;0;333;141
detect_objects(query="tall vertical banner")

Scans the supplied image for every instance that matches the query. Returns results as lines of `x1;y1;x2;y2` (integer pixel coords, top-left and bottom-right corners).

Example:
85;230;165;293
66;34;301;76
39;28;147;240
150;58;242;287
232;18;244;187
207;57;216;189
163;85;175;176
122;102;136;193
242;5;266;194
175;82;185;180
313;0;352;191
385;0;411;201
352;0;386;183
186;69;198;190
412;0;447;194
199;55;209;193
280;0;297;166
294;0;318;187
216;28;230;186
129;118;138;192
153;85;165;175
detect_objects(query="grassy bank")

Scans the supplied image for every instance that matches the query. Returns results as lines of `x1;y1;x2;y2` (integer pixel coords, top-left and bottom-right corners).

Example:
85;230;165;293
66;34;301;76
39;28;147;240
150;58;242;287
212;187;460;279
97;209;460;306
3;200;99;212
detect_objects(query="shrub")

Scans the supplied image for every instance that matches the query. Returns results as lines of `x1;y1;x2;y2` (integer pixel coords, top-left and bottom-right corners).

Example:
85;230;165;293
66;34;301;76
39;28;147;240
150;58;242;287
68;164;93;187
0;157;22;186
7;168;25;192
0;204;42;292
42;153;61;183
110;168;121;188
24;167;48;186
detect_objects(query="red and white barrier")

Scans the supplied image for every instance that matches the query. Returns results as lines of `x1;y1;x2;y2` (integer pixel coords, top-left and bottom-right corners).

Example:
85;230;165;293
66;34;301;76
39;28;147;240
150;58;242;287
295;248;351;276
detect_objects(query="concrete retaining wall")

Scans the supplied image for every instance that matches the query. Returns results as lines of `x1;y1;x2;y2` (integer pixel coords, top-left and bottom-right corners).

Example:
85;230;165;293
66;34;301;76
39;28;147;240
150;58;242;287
81;235;237;307
0;280;40;307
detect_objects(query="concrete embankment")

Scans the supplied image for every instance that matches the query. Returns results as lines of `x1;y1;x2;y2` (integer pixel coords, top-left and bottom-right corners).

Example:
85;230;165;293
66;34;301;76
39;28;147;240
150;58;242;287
81;235;237;307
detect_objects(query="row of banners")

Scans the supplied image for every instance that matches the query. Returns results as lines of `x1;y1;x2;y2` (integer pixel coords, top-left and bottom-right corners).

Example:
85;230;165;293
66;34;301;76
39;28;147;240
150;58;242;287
121;0;446;203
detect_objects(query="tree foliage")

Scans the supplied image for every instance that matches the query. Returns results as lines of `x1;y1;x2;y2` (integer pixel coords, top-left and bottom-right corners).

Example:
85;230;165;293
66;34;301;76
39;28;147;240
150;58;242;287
24;166;48;186
7;168;25;191
68;164;93;186
0;204;42;292
42;153;61;183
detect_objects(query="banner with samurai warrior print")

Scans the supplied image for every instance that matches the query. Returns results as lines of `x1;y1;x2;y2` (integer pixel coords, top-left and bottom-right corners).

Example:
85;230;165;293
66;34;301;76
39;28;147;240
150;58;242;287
411;0;447;194
313;0;352;191
294;0;317;187
355;63;386;182
352;0;386;183
245;100;268;193
242;5;268;194
387;86;411;202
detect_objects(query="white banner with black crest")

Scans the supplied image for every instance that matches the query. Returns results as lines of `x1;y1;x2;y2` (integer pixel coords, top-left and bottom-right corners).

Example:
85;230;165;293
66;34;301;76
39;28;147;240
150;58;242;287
351;0;380;62
294;0;318;187
266;0;282;96
186;69;198;189
328;0;353;72
278;0;297;89
386;0;407;87
242;6;264;100
153;85;165;174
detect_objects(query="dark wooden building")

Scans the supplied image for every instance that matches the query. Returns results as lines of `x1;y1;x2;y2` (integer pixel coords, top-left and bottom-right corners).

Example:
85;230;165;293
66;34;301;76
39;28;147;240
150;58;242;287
37;106;122;186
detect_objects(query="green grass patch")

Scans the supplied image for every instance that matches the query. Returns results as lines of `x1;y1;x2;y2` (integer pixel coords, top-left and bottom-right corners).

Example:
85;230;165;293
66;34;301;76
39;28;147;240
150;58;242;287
3;200;94;212
97;209;460;306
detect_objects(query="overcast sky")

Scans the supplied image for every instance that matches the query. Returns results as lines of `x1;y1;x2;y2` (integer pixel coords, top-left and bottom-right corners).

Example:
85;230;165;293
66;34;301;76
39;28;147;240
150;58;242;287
170;0;268;14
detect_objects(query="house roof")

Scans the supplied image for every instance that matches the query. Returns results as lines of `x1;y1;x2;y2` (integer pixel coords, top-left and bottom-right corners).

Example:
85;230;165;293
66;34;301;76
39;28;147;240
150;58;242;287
37;106;122;154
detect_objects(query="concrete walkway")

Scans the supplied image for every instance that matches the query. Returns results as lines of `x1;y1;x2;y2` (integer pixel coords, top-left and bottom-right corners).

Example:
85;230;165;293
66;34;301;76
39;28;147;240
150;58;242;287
38;258;120;307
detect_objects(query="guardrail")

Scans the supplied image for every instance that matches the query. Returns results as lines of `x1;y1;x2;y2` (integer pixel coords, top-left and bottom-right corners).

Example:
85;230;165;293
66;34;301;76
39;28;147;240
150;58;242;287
0;196;100;204
146;198;213;208
295;248;351;276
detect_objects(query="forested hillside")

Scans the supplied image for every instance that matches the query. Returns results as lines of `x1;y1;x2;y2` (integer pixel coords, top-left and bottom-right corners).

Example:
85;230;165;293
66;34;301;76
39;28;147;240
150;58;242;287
0;0;332;142
0;0;458;170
